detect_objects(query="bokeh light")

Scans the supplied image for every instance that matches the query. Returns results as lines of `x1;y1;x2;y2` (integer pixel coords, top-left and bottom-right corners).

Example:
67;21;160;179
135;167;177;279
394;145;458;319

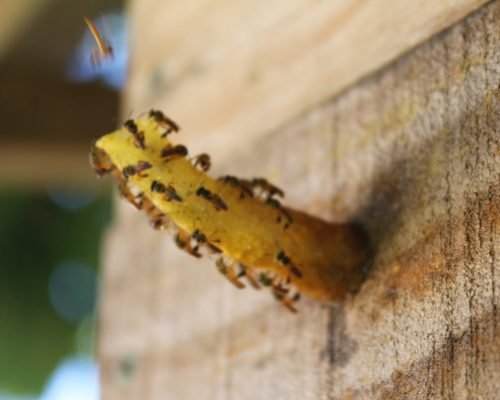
39;357;99;400
46;186;98;211
48;261;98;323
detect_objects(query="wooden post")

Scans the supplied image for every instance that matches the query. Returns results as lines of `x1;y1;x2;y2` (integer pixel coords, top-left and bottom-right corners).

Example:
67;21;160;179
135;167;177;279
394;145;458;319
100;2;499;399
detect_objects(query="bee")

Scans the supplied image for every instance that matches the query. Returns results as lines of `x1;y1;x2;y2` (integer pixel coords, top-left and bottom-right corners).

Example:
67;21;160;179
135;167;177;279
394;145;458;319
165;185;183;202
150;180;166;193
250;178;285;198
192;153;211;172
218;175;254;198
266;198;293;228
149;216;167;230
258;272;274;287
248;179;291;227
84;17;113;66
272;287;300;313
151;180;181;204
148;109;180;136
174;231;202;258
122;161;152;179
190;228;222;254
124;119;139;132
124;119;145;149
206;243;223;254
90;145;113;177
174;233;188;250
117;181;143;210
276;250;302;278
161;144;188;160
196;187;228;211
140;196;168;230
237;264;260;289
215;258;245;289
218;175;239;186
189;229;205;257
272;281;290;298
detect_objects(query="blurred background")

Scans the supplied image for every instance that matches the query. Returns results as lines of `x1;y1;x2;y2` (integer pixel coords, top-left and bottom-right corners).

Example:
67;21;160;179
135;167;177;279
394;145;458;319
0;0;127;398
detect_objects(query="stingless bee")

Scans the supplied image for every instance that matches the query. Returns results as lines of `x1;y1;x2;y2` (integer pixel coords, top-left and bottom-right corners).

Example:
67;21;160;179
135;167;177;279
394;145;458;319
124;119;146;149
161;144;188;160
218;175;254;198
276;250;302;278
215;258;245;289
122;161;152;179
84;16;113;66
192;153;211;172
196;187;228;211
148;109;180;136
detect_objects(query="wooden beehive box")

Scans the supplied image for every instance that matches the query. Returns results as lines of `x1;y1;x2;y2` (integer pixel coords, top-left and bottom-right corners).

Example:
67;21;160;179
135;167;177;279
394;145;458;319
99;1;499;399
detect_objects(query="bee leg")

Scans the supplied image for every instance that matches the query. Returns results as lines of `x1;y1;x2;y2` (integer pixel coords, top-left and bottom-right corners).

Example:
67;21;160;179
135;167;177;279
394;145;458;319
281;292;301;313
174;230;202;258
238;264;260;289
271;280;299;313
117;181;142;210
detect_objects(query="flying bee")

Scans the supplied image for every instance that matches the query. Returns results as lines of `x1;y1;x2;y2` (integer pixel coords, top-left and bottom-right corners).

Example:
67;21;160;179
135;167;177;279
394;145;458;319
124;119;145;149
191;229;207;244
84;17;113;67
215;258;245;289
122;160;152;179
192;153;211;172
196;187;228;211
148;109;180;136
161;144;188;160
276;250;302;278
206;243;223;254
174;233;187;250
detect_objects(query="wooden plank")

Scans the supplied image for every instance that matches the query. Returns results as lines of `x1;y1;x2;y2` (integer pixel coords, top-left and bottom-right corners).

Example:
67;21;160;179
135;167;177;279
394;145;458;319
101;2;499;399
0;143;101;187
0;0;51;59
125;0;489;161
0;72;118;186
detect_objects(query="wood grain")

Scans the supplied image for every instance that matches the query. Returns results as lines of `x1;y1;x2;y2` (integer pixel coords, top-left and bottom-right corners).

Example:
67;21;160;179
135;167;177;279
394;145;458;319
101;2;499;399
124;0;488;162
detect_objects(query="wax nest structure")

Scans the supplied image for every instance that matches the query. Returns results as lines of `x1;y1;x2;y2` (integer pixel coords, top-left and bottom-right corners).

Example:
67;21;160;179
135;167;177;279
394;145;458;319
91;111;370;312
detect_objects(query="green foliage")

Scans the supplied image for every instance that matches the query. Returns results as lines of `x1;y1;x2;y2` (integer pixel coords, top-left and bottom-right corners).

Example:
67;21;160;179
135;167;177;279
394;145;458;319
0;187;111;394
